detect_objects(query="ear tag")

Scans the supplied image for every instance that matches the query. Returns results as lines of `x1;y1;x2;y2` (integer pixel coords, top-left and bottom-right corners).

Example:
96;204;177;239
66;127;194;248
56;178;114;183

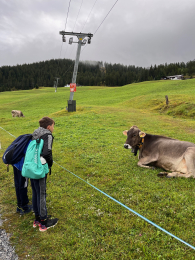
139;132;146;138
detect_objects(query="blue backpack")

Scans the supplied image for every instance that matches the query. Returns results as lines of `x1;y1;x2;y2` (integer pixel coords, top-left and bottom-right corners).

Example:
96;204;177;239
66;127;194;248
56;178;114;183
22;139;49;179
2;134;32;165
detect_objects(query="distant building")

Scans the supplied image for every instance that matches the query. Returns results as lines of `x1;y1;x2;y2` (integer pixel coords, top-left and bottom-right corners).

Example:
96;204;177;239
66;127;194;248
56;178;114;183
164;75;184;80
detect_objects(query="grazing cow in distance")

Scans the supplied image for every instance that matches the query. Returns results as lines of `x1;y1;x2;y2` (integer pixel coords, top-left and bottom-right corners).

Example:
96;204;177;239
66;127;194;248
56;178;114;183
11;110;25;117
123;125;195;178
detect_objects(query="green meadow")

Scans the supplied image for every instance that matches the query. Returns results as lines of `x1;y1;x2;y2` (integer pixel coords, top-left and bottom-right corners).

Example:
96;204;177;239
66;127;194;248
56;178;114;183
1;79;195;259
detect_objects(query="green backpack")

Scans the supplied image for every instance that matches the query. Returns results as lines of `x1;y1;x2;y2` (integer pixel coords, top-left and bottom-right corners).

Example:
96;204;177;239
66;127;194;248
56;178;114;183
22;139;49;179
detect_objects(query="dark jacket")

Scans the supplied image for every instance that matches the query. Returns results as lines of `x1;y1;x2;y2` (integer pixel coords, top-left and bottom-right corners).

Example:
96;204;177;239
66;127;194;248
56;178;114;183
32;127;54;168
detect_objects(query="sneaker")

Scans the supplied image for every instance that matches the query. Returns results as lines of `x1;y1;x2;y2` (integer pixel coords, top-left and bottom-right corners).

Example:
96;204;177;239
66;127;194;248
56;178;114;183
16;205;32;215
16;207;21;213
33;216;41;228
33;220;41;228
33;215;51;228
39;217;58;232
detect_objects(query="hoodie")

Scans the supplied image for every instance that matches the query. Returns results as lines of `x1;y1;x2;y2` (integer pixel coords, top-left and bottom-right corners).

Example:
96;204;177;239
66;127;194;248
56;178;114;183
32;127;54;168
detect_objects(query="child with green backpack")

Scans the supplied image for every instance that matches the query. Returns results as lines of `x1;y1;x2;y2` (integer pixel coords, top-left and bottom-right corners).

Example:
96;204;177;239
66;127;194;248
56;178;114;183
23;117;58;231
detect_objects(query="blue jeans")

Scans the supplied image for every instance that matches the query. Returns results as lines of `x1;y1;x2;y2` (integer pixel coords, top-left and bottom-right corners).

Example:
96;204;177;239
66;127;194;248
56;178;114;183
13;166;29;210
31;176;47;220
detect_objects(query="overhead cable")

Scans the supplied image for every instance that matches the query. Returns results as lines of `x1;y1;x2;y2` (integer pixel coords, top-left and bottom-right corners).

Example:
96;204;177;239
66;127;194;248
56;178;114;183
59;0;72;59
60;0;120;74
73;0;84;32
81;0;98;31
81;0;119;54
65;0;84;61
64;0;72;31
94;0;119;35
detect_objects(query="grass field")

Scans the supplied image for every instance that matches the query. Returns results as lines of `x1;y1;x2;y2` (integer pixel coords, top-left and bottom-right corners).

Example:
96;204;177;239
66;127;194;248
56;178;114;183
1;79;195;259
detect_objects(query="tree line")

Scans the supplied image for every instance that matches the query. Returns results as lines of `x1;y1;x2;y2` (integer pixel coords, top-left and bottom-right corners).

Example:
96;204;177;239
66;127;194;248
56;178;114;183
0;58;195;92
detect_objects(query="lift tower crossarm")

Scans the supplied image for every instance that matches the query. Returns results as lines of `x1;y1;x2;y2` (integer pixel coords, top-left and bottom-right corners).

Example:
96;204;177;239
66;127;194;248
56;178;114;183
59;31;93;38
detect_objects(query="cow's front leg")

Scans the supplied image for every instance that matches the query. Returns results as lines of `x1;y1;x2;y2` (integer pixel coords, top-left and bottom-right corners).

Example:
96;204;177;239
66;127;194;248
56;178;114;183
137;157;157;169
167;172;194;178
158;171;194;178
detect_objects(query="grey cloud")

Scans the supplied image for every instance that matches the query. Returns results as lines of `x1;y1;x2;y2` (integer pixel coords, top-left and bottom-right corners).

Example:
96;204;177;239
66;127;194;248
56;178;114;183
0;0;195;68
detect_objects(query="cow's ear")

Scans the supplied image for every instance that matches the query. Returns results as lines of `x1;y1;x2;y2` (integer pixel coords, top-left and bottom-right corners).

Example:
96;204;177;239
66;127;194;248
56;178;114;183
123;130;128;136
139;131;146;138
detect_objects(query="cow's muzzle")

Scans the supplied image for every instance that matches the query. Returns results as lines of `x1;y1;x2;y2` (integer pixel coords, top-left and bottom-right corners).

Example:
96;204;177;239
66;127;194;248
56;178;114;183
124;144;131;149
124;144;138;156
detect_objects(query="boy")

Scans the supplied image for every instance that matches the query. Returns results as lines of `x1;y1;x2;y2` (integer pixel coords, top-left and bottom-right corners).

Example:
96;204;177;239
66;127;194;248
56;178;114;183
31;117;58;231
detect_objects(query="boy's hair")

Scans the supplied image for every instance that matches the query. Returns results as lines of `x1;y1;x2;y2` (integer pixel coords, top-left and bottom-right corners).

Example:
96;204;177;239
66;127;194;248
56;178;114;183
39;117;55;129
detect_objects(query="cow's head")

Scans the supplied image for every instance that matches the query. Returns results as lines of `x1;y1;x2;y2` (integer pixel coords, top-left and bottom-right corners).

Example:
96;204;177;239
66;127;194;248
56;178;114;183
21;112;25;117
123;126;146;155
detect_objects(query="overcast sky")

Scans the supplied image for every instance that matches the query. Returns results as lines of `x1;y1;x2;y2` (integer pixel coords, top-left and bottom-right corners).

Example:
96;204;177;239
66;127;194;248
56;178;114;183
1;0;195;68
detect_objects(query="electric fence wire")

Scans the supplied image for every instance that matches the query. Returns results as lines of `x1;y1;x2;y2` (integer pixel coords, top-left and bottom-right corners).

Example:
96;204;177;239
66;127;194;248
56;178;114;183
1;125;195;251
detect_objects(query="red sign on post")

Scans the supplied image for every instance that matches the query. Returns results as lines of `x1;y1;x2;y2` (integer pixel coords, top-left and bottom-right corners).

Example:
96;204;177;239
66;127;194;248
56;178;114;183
70;83;76;92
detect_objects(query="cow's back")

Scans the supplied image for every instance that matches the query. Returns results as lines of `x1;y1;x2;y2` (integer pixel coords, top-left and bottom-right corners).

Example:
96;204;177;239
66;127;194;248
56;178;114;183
142;134;195;158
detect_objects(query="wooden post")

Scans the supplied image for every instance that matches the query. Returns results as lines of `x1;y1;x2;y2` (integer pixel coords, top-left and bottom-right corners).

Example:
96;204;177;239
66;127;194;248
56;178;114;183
165;95;169;105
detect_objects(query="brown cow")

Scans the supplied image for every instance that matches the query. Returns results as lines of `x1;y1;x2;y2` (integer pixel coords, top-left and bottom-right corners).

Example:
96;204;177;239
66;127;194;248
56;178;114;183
11;110;25;117
123;125;195;178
